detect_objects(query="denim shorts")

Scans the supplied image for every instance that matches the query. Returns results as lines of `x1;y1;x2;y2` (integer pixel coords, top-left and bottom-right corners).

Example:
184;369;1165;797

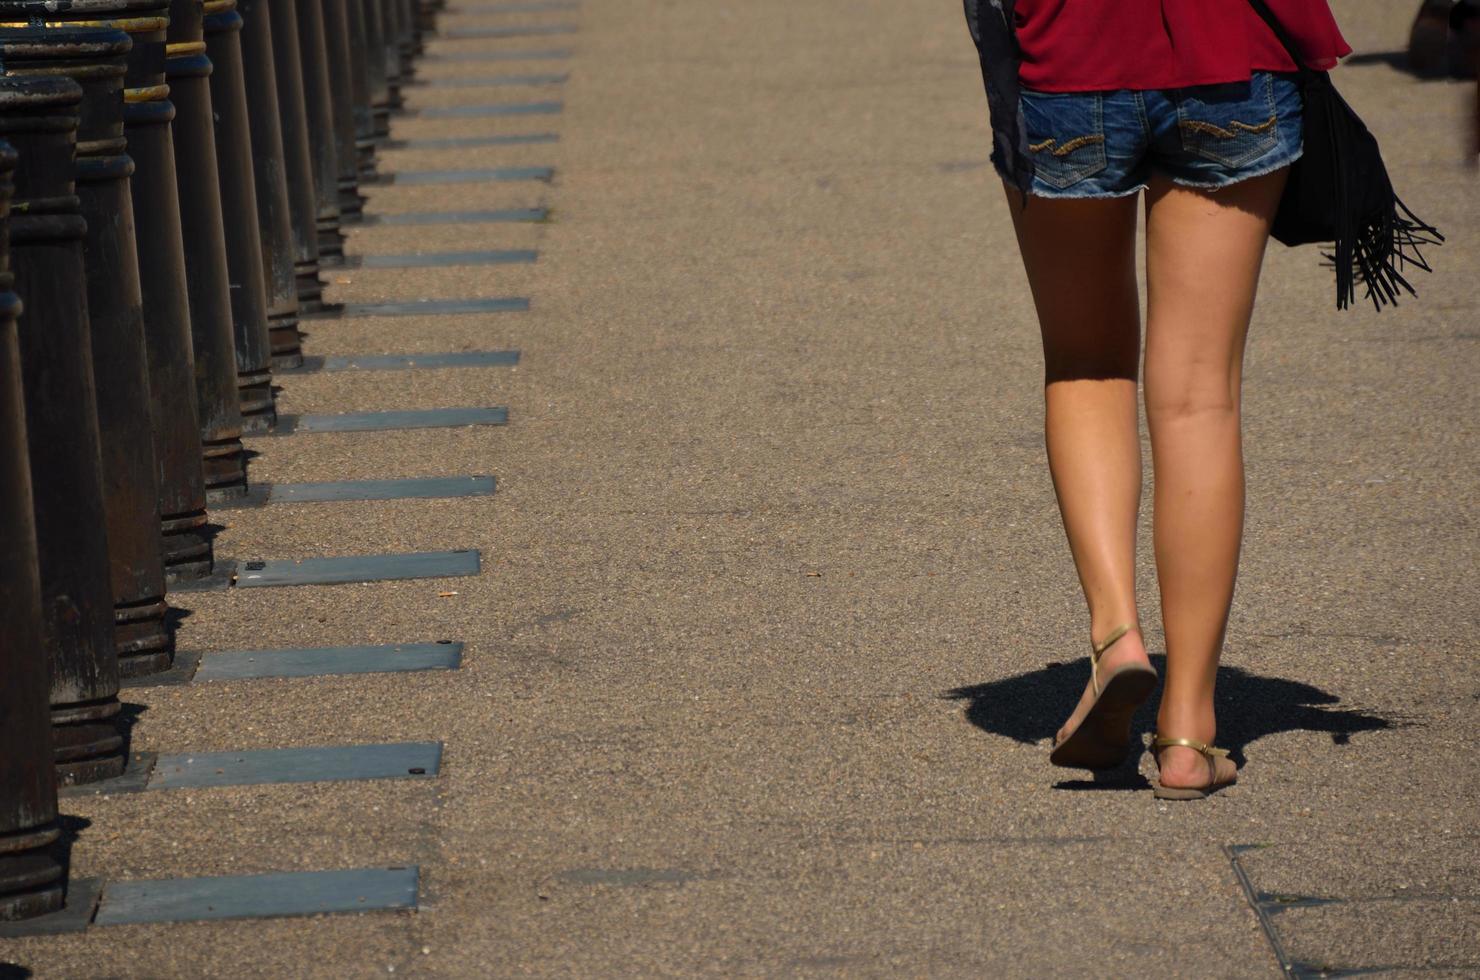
1006;71;1304;198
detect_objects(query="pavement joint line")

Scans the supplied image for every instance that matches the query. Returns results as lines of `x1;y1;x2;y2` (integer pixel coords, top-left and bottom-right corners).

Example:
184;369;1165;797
59;743;442;796
372;134;560;153
406;72;568;88
356;207;549;226
434;24;578;40
416;47;573;62
320;297;531;318
120;642;465;687
410;100;563;119
359;166;554;185
167;550;482;592
340;249;538;270
0;868;420;934
267;407;509;435
211;474;498;506
282;351;520;373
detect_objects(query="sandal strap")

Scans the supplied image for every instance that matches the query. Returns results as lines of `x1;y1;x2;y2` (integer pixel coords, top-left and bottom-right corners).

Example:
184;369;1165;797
1088;623;1134;695
1151;735;1229;759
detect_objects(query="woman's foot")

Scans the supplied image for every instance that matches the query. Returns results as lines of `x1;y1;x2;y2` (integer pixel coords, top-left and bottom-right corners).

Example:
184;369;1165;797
1049;625;1158;769
1053;626;1152;747
1150;736;1237;799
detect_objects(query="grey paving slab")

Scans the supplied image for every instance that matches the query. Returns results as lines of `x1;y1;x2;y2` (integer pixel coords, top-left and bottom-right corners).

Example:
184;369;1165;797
193;642;464;681
436;23;577;39
93;867;419;926
295;352;519;372
233;550;481;587
445;0;579;11
416;46;573;62
147;743;442;789
272;408;509;434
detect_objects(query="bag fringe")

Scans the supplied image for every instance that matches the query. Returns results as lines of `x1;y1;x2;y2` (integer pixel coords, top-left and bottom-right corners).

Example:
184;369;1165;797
1331;198;1444;311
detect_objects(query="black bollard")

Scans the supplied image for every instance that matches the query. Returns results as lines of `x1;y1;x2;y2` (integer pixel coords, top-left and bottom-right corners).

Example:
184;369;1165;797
117;1;215;582
0;24;174;677
380;0;404;111
359;0;391;139
296;0;345;264
414;0;437;43
0;133;66;923
323;0;367;221
2;72;126;786
202;0;277;431
165;0;248;496
344;0;378;179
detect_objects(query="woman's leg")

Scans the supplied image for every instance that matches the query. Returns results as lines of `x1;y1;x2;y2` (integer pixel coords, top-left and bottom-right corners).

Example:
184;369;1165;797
1002;185;1151;744
1141;169;1287;788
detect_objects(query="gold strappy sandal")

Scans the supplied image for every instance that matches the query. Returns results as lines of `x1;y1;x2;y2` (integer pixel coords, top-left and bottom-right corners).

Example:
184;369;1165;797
1149;735;1237;800
1049;624;1158;770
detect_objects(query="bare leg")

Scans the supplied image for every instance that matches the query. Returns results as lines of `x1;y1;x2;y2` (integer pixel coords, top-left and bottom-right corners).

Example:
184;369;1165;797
1002;185;1152;745
1142;170;1287;789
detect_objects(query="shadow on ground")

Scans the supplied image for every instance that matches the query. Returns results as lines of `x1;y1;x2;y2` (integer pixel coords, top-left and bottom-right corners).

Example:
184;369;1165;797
942;655;1395;790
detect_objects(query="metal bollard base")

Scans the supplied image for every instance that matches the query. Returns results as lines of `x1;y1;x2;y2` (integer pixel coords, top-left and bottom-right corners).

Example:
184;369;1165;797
200;437;249;498
160;508;213;579
236;369;277;433
52;718;125;787
114;596;173;677
268;313;304;370
0;852;65;922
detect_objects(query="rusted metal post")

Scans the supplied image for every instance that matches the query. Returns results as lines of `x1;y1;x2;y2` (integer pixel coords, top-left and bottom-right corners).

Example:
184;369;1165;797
0;132;66;922
2;71;126;786
202;0;277;432
296;0;345;264
322;0;366;221
165;0;248;496
0;23;174;677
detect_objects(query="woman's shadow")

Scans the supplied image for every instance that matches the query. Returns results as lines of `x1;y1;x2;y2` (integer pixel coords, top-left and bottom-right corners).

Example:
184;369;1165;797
942;655;1396;790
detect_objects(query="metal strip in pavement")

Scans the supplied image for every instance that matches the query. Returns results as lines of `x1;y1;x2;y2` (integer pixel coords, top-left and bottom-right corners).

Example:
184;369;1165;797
418;47;572;62
345;249;538;269
408;72;568;87
413;100;562;119
233;550;480;587
334;297;530;317
377;133;558;151
436;24;577;39
214;474;497;506
195;641;464;681
375;166;553;185
126;641;464;686
359;207;547;226
148;743;442;790
0;878;102;937
445;0;579;11
93;867;419;926
271;407;508;434
288;351;520;372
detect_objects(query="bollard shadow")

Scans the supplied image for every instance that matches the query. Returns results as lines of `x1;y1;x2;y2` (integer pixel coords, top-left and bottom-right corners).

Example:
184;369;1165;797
941;655;1396;789
115;702;149;763
0;962;34;978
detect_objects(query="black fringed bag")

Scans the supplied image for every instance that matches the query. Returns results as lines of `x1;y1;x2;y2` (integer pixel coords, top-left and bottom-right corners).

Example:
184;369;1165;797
1247;0;1443;310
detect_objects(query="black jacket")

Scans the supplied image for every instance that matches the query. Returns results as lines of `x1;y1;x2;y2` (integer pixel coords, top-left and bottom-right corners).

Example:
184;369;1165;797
963;0;1033;193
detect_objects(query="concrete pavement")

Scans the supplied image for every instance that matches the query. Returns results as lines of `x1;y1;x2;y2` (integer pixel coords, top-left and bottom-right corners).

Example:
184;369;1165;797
3;0;1476;975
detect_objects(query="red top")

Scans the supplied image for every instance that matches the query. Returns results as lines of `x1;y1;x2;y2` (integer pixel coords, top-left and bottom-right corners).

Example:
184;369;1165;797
1014;0;1352;92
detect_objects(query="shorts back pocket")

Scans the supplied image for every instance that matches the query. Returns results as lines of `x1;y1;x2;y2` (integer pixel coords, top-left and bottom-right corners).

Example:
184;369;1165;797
1019;90;1108;190
1176;74;1282;169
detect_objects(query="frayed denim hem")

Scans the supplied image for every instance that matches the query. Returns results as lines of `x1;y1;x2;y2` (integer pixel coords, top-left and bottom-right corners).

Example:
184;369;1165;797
1168;145;1306;191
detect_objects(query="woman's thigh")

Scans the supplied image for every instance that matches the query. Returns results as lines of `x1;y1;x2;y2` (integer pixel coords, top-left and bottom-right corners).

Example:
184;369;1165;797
1002;185;1142;383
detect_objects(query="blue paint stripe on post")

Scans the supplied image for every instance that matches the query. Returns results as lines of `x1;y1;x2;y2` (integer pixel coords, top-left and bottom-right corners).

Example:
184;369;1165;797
147;743;443;790
414;100;563;119
233;550;481;588
194;642;464;681
94;867;420;926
